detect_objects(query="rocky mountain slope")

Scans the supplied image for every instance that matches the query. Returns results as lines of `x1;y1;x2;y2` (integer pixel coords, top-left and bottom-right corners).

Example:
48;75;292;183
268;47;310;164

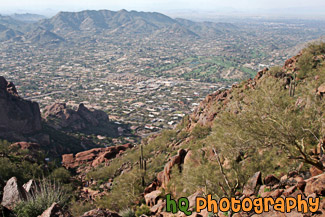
72;42;325;216
0;76;42;141
1;43;325;217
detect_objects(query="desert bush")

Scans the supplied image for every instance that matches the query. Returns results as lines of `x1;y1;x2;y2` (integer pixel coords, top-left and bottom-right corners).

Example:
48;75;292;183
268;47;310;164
69;199;95;217
119;208;136;217
14;179;69;217
268;66;283;76
50;167;71;184
135;204;151;217
96;169;144;211
191;124;211;139
298;42;325;78
298;52;315;78
304;41;325;55
210;75;324;172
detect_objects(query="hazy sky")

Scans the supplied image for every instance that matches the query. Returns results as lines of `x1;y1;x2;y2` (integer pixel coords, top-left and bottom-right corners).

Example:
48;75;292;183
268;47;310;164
1;0;325;17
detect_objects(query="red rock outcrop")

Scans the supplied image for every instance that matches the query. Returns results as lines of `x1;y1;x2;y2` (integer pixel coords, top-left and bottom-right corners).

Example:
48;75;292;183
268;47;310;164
157;149;187;188
242;171;262;197
10;141;41;151
43;102;109;131
9;142;45;164
145;190;161;206
304;173;325;196
316;83;325;97
0;76;42;140
62;143;133;169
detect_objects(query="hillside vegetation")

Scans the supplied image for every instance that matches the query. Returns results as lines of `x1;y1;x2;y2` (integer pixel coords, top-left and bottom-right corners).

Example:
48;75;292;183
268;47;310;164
86;42;325;211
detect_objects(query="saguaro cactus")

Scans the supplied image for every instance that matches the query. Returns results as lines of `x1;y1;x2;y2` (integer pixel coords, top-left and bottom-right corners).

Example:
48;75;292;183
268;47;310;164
139;144;147;187
289;73;296;97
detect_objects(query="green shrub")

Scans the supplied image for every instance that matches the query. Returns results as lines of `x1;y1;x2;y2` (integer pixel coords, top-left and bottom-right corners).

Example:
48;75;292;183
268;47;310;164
50;167;71;184
0;140;46;183
268;66;283;76
135;204;151;217
14;179;69;217
177;131;189;140
298;52;315;78
119;208;136;217
191;124;211;139
298;42;325;78
304;42;325;55
69;199;95;217
96;169;144;211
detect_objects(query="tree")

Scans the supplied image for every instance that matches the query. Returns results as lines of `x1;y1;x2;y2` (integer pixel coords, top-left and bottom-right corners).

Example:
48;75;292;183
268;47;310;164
210;75;325;171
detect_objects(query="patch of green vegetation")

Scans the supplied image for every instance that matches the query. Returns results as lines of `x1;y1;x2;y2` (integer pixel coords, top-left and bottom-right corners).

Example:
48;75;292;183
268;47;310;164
298;42;325;79
119;208;136;217
89;43;325;210
0;140;47;184
191;124;211;139
135;205;151;217
69;199;95;217
14;179;69;217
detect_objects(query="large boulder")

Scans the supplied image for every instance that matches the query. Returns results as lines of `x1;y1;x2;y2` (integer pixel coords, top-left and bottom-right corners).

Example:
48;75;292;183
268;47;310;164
316;83;325;96
0;76;42;140
243;171;262;197
263;174;279;186
145;190;161;206
38;202;71;217
304;173;325;196
1;177;27;210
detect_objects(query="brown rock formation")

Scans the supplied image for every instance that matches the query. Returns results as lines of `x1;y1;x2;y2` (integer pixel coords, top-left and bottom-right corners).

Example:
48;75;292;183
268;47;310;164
43;102;109;131
10;141;41;151
316;83;325;97
242;171;262;197
304;173;325;196
0;76;42;140
157;149;187;188
62;143;133;169
145;190;161;207
263;174;280;186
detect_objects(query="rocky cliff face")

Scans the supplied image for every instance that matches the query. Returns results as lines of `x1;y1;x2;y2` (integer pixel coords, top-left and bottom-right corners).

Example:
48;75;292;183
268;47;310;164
0;76;42;140
43;102;109;131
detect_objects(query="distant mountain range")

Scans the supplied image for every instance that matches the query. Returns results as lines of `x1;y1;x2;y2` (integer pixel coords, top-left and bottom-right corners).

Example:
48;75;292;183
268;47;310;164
10;13;47;23
0;9;237;44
